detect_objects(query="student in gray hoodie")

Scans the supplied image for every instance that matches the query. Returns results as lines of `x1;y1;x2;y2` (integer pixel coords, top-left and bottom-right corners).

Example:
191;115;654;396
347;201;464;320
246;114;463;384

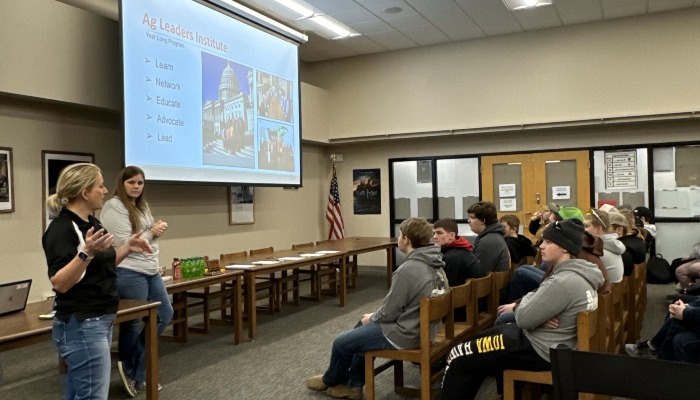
307;217;448;400
441;219;603;400
584;209;625;283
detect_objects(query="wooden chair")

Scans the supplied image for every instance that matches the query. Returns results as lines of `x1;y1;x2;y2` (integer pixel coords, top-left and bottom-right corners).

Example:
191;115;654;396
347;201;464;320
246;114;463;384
250;246;296;311
627;262;647;343
317;239;359;289
449;280;476;343
610;280;629;354
221;251;277;315
597;289;613;354
293;242;337;301
493;269;510;306
471;273;496;332
551;346;700;400
503;307;604;400
365;292;454;400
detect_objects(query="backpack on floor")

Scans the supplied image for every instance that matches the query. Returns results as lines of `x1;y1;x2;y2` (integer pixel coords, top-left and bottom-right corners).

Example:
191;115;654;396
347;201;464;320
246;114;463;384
646;254;673;284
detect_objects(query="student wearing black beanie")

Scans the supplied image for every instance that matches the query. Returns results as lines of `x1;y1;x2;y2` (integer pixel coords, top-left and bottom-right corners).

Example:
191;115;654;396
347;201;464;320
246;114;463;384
441;219;603;400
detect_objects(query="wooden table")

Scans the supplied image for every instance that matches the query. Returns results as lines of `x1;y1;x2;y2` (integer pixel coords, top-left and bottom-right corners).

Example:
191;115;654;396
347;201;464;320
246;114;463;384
226;237;396;340
0;299;161;400
164;269;243;344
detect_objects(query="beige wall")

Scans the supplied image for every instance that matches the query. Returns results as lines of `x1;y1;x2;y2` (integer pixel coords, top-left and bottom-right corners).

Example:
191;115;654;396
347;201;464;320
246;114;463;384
0;96;327;302
0;0;121;110
303;8;700;139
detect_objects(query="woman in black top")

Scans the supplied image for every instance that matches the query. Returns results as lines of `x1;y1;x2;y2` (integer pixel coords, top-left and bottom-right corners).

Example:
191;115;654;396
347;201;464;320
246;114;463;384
42;163;151;400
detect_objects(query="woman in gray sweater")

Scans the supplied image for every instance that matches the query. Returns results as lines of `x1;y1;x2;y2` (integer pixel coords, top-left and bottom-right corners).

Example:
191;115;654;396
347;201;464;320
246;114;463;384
100;166;172;397
306;217;448;400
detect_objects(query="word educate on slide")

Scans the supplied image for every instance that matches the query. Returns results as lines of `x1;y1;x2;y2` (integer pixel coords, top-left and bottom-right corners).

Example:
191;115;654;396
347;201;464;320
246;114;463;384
141;13;228;53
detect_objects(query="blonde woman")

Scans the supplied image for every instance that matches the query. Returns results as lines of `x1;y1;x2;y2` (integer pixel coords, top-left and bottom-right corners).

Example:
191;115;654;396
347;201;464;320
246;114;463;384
42;163;151;400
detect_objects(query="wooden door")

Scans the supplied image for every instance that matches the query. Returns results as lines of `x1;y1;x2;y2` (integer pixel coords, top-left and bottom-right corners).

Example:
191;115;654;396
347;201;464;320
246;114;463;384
482;150;590;238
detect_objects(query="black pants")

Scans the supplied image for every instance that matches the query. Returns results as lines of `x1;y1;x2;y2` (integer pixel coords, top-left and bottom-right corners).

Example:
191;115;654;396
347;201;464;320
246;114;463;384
440;323;550;400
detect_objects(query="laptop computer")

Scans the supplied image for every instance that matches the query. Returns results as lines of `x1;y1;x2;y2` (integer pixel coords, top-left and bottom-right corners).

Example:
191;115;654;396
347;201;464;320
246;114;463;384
0;279;32;317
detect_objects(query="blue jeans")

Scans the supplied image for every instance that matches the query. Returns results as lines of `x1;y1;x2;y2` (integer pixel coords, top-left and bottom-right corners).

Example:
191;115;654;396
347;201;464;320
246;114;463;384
506;265;545;303
117;268;173;384
323;321;395;388
52;313;116;400
652;314;700;363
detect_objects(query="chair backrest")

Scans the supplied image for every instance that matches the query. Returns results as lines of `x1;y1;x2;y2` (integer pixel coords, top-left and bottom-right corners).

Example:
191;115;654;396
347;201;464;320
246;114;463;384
451;280;472;310
575;307;599;352
292;242;315;250
492;270;510;305
250;246;274;256
207;258;220;273
596;290;612;353
220;251;247;266
550;346;700;400
472;272;494;301
420;292;454;352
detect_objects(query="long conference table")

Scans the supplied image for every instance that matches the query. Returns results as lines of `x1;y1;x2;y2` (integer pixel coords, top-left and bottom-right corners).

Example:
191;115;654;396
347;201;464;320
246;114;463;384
225;237;396;340
0;298;162;400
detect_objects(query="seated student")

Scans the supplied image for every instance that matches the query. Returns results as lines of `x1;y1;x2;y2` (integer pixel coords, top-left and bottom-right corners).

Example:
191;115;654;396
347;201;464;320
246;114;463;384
626;297;700;364
306;217;448;399
527;203;557;244
467;201;510;273
440;220;603;400
584;209;625;283
675;241;700;293
499;214;537;266
432;218;483;287
612;210;647;276
498;209;609;321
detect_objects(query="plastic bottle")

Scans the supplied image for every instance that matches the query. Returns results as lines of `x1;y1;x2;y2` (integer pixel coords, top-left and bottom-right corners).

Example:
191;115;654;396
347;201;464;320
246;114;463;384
172;258;181;279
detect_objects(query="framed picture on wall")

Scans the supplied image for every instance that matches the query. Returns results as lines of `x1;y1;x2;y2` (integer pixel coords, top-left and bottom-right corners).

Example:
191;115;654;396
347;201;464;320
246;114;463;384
228;186;254;225
0;147;14;213
42;151;95;229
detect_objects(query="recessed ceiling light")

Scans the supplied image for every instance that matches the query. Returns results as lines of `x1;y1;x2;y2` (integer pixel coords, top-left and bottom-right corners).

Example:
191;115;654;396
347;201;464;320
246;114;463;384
384;7;403;14
502;0;552;11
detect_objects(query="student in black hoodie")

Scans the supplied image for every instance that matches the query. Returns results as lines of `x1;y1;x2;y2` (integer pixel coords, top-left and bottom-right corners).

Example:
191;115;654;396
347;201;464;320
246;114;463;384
499;214;537;266
433;218;483;287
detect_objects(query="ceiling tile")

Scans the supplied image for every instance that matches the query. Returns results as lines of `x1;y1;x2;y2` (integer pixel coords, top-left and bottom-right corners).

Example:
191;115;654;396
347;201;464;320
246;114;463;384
601;0;647;19
338;35;389;54
454;0;523;36
304;0;363;13
554;0;603;25
400;24;450;46
331;8;379;25
382;13;430;29
512;5;562;30
364;29;417;50
429;14;487;41
348;19;395;35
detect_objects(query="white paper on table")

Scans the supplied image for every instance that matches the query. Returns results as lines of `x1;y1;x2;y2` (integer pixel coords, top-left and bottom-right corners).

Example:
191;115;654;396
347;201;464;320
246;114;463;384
278;256;305;261
251;260;280;265
225;264;256;270
315;250;341;254
298;253;320;258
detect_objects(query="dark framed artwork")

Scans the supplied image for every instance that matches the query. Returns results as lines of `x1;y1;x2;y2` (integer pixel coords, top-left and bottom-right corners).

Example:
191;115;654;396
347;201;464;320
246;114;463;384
228;186;254;225
353;168;381;214
42;151;95;229
0;147;14;213
417;160;432;183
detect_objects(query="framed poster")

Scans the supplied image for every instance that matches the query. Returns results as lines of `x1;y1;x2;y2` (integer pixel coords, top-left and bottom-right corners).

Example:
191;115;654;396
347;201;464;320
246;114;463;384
353;168;381;214
0;147;14;213
228;186;254;225
42;151;94;229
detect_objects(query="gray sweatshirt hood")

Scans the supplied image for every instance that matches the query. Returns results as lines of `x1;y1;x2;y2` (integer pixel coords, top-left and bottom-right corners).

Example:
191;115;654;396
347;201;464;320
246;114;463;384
601;233;625;255
552;258;605;289
405;245;446;270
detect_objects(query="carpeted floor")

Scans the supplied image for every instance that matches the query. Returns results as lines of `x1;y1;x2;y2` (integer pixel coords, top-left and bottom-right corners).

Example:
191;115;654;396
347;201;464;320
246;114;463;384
0;267;674;400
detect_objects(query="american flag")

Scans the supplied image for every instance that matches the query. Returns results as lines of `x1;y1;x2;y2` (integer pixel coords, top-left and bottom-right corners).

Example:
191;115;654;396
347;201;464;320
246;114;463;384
326;166;345;240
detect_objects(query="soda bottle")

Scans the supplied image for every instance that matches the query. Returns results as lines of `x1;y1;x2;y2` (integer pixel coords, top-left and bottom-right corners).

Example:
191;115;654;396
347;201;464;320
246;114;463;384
172;258;181;279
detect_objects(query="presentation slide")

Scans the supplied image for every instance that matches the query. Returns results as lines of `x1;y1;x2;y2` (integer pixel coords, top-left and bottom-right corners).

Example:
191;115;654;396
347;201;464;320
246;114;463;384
121;0;301;186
